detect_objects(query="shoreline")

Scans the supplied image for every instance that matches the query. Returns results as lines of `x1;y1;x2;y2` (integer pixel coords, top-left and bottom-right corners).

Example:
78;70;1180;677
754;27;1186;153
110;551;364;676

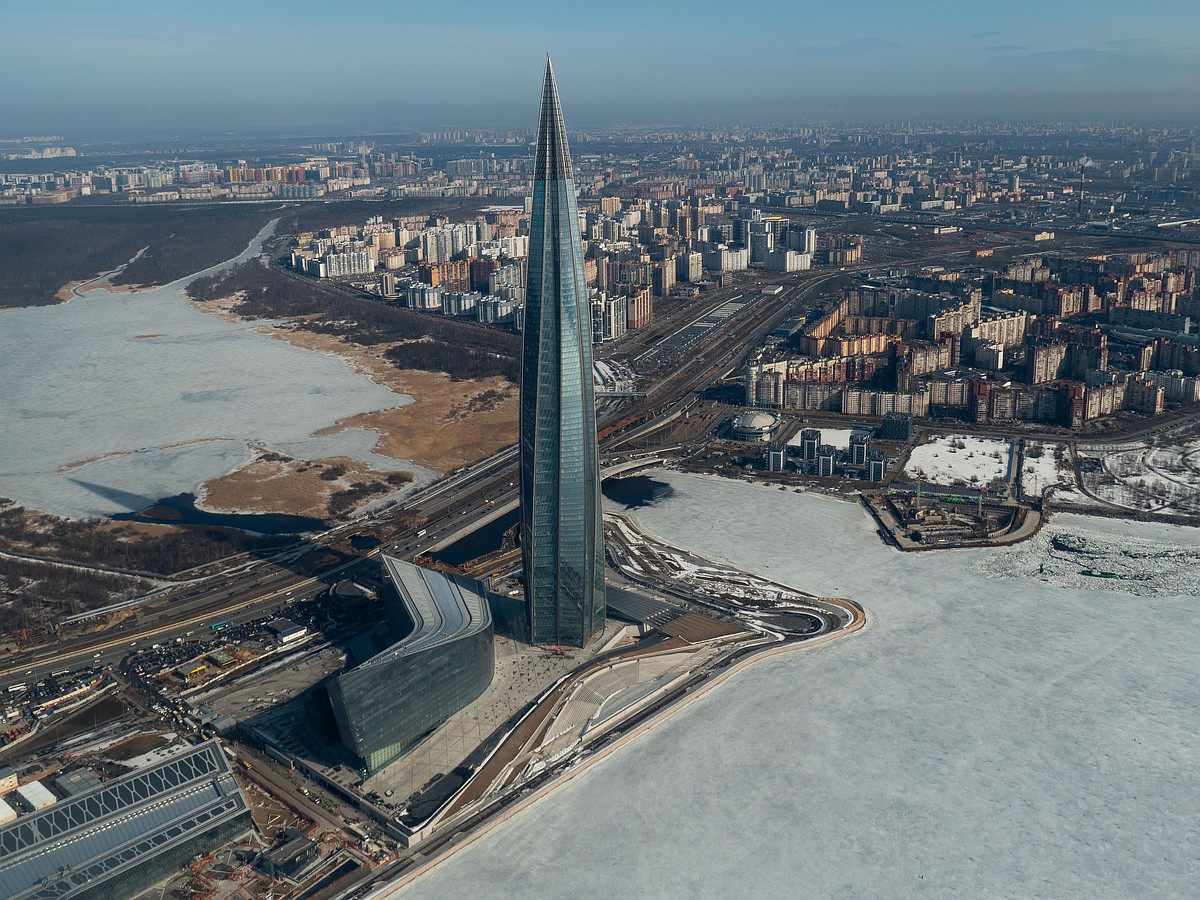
370;601;866;897
184;298;519;477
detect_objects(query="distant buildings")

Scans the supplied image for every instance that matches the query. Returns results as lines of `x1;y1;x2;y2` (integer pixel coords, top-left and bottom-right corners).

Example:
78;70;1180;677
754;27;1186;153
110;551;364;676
741;247;1198;430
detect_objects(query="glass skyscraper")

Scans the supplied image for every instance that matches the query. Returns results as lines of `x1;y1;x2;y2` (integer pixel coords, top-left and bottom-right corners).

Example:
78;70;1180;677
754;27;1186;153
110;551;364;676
521;58;605;647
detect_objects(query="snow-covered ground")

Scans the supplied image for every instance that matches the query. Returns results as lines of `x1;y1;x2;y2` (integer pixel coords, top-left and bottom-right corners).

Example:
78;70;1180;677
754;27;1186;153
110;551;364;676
904;433;1011;486
593;359;636;392
399;472;1200;900
0;224;426;518
785;426;865;450
1020;441;1075;498
1075;432;1200;516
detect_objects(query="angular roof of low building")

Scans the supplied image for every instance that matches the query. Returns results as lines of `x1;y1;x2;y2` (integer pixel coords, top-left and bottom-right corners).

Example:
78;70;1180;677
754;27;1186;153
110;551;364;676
358;556;492;670
12;781;55;809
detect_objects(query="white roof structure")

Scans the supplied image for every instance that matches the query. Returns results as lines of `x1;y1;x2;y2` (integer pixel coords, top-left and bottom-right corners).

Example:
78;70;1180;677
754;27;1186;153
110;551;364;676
0;797;14;825
13;781;55;811
735;411;779;431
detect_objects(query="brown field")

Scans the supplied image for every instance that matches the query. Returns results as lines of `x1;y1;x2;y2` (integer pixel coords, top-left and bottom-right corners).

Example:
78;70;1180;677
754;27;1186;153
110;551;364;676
53;279;143;302
188;291;248;323
200;452;404;518
262;326;517;473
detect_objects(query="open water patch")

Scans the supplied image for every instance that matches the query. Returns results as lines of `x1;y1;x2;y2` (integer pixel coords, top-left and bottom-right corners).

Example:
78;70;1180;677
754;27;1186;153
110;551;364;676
112;492;325;534
431;509;519;567
601;475;674;509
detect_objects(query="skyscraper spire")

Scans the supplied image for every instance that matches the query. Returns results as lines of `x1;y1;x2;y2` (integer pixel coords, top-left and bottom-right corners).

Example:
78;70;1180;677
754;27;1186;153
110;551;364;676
535;56;572;183
520;57;606;648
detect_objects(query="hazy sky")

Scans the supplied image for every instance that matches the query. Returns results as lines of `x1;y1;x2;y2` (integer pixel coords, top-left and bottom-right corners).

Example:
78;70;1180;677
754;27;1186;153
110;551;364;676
5;0;1200;136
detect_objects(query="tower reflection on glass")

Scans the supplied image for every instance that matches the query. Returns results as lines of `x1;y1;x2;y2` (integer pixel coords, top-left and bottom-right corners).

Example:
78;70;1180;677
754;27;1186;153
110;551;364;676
520;57;605;647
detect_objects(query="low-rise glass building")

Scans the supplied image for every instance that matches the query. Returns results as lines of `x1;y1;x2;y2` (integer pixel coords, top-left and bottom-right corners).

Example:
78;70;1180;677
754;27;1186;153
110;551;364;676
0;740;252;900
326;556;494;774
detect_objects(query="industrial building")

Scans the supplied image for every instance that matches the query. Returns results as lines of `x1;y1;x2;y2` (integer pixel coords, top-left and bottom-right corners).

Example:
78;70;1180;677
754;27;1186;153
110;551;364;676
54;768;103;797
12;781;55;812
0;740;252;900
326;556;495;775
266;619;307;645
259;828;318;879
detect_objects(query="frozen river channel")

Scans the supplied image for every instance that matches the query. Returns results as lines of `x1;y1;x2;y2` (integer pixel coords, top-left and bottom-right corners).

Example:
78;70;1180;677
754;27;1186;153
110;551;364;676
399;472;1200;899
0;222;424;519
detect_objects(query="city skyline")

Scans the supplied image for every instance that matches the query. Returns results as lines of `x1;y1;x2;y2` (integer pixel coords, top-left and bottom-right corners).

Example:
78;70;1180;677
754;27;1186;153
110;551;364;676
4;1;1200;135
1;1;1199;895
520;58;606;648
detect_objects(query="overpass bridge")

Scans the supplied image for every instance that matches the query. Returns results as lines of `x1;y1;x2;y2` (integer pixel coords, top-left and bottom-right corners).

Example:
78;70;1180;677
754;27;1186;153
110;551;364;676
424;455;670;553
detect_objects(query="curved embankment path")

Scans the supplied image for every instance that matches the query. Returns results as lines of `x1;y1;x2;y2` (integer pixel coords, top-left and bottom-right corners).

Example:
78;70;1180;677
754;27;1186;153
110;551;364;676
370;598;866;897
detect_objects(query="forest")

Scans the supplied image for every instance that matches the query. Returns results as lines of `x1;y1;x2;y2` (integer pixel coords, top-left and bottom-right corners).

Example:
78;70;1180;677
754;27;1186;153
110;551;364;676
0;500;293;576
0;202;274;307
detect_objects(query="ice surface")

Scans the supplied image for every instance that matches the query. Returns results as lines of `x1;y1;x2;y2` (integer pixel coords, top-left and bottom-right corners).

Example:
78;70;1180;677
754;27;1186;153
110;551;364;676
905;433;1011;485
0;226;427;518
978;512;1200;595
398;472;1200;899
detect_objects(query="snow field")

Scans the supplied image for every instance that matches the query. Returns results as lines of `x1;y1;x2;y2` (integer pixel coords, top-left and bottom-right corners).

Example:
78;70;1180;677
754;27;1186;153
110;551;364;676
402;472;1200;900
1020;441;1074;498
904;433;1011;486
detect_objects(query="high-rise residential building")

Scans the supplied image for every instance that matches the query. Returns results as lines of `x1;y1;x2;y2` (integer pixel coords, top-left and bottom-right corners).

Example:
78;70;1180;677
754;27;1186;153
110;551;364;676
677;251;703;282
765;249;812;272
653;260;676;297
788;224;817;255
592;293;628;344
520;58;606;648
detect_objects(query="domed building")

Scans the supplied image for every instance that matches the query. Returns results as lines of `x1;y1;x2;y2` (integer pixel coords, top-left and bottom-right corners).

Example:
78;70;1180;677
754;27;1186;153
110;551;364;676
731;410;781;442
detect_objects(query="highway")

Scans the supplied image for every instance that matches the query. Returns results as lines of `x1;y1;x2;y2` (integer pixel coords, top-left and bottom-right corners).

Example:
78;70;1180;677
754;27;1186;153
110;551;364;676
0;240;1099;691
0;254;941;692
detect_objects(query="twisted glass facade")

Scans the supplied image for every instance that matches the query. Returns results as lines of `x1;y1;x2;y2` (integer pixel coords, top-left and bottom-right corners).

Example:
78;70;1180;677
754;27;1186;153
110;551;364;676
326;557;494;774
521;58;605;648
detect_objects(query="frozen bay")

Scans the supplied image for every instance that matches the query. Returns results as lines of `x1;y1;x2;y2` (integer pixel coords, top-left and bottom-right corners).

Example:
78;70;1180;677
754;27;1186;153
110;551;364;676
399;472;1200;899
0;224;424;518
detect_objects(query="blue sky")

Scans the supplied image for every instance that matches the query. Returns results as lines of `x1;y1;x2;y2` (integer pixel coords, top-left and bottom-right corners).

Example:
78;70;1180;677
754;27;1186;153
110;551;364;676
5;0;1199;135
